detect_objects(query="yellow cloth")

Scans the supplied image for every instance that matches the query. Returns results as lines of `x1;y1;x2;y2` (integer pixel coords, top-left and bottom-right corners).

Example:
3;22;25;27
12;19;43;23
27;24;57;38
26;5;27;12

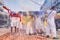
30;17;34;26
57;13;60;16
26;15;34;27
43;18;47;26
26;15;31;22
22;16;27;24
43;21;47;26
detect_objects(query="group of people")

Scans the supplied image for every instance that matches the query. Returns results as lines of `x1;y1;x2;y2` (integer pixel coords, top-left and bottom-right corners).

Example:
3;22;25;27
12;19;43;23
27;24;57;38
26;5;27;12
2;5;58;39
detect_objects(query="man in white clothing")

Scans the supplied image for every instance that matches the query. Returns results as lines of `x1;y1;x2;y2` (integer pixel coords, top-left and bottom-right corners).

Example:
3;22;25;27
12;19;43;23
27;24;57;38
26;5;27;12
45;6;58;39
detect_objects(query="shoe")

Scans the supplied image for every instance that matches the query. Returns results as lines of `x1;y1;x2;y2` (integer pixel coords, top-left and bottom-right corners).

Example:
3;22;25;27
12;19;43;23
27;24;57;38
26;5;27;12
53;37;59;39
46;35;50;38
33;33;36;35
38;31;44;34
29;33;33;35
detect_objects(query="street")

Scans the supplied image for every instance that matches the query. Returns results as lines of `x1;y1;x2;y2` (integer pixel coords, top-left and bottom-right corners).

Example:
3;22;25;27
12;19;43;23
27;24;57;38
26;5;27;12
0;28;60;40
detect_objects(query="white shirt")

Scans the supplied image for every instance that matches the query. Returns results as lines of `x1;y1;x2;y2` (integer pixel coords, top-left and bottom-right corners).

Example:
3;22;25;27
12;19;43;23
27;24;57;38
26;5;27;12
47;10;57;19
35;16;41;23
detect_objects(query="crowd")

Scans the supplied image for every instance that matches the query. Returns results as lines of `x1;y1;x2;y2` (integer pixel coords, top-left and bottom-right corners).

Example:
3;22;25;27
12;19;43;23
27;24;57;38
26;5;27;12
1;5;58;39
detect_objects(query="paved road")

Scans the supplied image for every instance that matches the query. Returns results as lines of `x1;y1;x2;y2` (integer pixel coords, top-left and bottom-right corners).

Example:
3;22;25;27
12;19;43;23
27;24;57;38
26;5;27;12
0;28;10;36
0;28;60;40
0;33;53;40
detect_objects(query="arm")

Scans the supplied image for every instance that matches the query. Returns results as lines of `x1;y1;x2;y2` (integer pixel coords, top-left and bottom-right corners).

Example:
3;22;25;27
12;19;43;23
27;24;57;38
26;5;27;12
2;5;9;11
2;5;12;16
19;14;21;22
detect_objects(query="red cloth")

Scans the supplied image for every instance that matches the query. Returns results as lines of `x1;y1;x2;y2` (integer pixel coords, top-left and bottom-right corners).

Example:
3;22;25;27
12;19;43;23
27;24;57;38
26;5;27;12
8;10;21;22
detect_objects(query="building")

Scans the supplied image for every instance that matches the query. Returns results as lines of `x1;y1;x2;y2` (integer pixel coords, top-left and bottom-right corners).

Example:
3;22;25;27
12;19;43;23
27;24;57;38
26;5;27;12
0;0;10;28
41;0;60;12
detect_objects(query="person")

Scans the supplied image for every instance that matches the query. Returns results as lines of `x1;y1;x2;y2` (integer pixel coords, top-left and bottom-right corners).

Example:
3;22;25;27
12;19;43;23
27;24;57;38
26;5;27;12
39;10;46;34
18;11;23;34
22;12;27;34
35;13;44;35
29;12;35;35
31;14;37;35
2;5;21;34
9;11;21;34
45;6;58;39
26;11;33;35
40;8;50;36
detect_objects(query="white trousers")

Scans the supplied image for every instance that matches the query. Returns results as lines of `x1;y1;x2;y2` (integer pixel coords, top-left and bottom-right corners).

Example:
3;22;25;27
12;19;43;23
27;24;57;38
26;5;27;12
10;17;20;28
26;22;33;34
19;22;23;29
35;20;44;32
45;19;56;37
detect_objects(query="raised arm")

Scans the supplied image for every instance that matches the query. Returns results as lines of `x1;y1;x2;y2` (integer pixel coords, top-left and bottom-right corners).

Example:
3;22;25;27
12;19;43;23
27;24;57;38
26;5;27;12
2;5;9;11
2;5;12;16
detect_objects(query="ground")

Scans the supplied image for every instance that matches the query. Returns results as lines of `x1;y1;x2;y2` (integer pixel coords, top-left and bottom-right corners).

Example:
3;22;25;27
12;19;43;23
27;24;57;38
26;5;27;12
0;28;60;40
